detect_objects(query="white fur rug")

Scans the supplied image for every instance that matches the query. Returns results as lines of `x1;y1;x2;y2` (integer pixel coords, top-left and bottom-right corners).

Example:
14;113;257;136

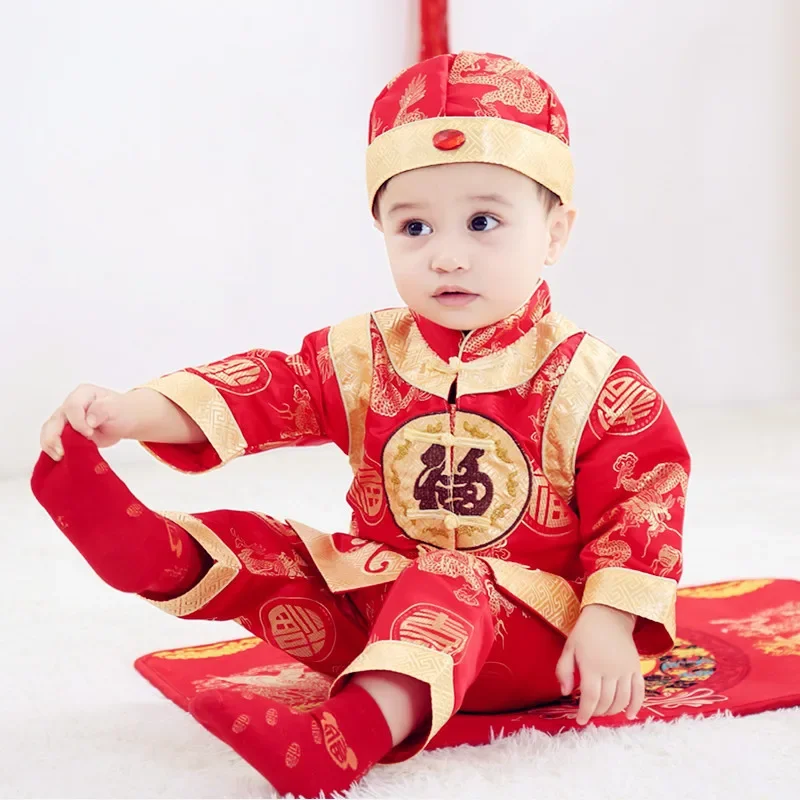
3;409;799;798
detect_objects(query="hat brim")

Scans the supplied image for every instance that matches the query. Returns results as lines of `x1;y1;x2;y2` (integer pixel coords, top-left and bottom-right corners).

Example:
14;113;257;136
366;116;574;211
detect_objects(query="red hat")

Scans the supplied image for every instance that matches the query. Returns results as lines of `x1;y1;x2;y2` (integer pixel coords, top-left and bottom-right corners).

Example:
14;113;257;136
367;51;573;211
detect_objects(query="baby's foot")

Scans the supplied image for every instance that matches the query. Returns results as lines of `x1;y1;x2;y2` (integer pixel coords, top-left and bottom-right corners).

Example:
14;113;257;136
191;682;393;797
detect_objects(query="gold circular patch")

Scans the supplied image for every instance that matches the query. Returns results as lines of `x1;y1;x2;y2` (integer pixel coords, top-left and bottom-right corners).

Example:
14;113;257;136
191;349;272;396
259;598;335;662
285;742;301;769
382;412;531;550
231;714;249;734
588;368;663;438
391;602;474;662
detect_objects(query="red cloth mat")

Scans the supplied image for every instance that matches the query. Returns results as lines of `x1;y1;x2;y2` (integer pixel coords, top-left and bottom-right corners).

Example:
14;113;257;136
135;579;800;749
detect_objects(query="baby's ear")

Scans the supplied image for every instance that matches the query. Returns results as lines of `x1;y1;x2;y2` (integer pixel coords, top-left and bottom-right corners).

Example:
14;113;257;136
373;217;384;233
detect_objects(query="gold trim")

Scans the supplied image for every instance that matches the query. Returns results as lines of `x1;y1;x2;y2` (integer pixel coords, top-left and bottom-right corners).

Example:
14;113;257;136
146;511;241;617
481;557;580;637
372;308;452;399
328;314;374;471
372;309;580;398
366;116;574;209
331;640;455;753
582;566;677;642
141;373;248;466
542;335;619;504
287;520;411;592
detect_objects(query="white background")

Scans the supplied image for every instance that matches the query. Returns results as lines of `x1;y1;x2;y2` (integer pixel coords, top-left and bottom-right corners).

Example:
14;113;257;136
1;0;797;478
2;5;798;796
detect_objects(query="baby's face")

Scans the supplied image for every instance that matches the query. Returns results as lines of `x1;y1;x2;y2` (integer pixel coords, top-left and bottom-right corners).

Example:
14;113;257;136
376;162;576;330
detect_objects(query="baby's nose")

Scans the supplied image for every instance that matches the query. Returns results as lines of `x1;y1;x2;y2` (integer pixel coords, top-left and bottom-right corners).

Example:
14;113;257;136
431;256;468;273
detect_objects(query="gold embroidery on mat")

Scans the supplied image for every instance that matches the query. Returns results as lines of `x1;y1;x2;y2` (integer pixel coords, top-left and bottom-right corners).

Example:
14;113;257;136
366;116;574;209
542;335;620;504
331;640;455;750
150;637;261;660
678;579;774;599
142;373;248;466
146;511;241;617
328;315;373;471
481;557;580;636
582;566;677;642
372;308;579;398
194;661;332;711
710;600;800;641
287;520;411;592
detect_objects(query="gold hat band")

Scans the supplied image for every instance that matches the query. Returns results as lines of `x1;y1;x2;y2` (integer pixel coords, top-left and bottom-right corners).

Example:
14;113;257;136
366;116;574;211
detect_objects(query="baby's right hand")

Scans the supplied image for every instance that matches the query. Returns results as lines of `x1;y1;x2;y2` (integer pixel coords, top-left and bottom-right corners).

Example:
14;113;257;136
40;384;135;460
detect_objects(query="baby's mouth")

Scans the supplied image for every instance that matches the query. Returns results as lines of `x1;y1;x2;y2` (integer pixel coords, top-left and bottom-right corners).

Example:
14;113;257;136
433;286;480;307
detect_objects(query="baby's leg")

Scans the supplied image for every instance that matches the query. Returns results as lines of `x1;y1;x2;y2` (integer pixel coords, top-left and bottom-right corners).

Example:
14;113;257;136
333;550;502;763
189;551;506;796
33;425;369;671
31;426;209;597
461;603;567;713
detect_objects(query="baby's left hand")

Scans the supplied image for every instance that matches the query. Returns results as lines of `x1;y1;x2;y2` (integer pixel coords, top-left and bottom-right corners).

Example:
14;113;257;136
555;603;645;726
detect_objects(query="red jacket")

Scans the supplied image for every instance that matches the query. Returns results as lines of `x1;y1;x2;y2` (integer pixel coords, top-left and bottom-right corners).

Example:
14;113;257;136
143;281;689;655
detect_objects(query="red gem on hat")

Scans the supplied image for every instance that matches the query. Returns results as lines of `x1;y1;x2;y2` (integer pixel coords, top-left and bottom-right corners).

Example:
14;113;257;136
433;129;466;151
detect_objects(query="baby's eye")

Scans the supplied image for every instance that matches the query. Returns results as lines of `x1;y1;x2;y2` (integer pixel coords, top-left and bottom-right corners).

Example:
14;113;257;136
469;214;500;232
404;220;433;237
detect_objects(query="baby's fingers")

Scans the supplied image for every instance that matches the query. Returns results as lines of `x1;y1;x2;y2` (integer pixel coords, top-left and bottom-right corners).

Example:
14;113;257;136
63;389;97;438
592;677;617;718
626;672;646;720
576;675;601;726
606;675;632;717
85;397;112;429
40;411;66;460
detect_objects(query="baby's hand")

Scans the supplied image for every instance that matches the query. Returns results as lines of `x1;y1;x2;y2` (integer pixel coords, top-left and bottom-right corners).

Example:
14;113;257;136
555;603;645;726
40;384;134;460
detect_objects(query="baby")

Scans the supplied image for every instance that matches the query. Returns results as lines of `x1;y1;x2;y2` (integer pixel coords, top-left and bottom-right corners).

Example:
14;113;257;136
33;51;690;797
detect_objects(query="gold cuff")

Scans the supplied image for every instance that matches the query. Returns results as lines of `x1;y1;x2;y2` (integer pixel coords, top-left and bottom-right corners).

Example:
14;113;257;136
582;567;677;642
331;640;455;758
141;373;247;466
145;511;240;617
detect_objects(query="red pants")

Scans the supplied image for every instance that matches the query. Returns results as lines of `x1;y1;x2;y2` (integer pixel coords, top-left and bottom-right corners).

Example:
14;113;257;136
149;509;566;756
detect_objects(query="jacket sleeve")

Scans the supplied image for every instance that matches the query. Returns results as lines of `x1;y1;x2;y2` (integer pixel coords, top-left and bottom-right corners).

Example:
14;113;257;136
573;355;691;655
139;326;350;473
